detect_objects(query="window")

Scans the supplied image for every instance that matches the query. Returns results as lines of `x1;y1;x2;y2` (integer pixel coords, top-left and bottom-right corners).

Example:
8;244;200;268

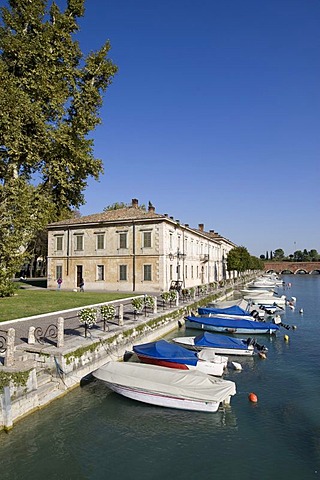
56;236;63;251
191;265;194;279
75;235;84;251
96;234;104;250
170;264;173;280
143;231;152;248
56;265;62;280
119;265;127;281
144;264;152;281
97;265;104;281
185;265;188;279
169;233;173;249
119;232;127;249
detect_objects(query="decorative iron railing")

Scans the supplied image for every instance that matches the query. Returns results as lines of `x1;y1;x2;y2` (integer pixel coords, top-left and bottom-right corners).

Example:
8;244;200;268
34;324;58;345
0;329;7;353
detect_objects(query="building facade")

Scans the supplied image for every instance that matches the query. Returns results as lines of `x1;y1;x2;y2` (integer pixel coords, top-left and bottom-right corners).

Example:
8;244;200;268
47;199;236;292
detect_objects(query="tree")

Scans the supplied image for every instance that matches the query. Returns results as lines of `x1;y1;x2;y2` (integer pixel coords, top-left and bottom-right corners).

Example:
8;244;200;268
104;202;146;211
0;178;54;295
227;246;263;273
0;0;117;295
273;248;285;260
293;250;303;262
309;249;319;261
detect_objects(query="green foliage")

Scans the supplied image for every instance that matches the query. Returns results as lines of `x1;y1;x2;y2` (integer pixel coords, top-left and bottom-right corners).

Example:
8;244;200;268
273;248;285;260
144;295;155;309
0;0;118;293
100;304;116;321
78;308;97;327
132;297;144;313
161;291;171;303
0;178;54;295
103;202;146;211
169;290;177;301
227;246;264;272
261;248;319;262
0;369;31;392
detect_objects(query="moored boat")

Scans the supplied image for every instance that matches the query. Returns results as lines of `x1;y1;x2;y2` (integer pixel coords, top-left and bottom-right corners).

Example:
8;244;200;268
198;305;262;320
172;332;267;356
185;315;280;335
133;339;228;376
92;361;236;413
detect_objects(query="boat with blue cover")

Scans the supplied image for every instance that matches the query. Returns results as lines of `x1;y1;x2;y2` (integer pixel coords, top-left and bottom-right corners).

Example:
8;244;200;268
185;315;280;335
198;305;261;320
172;331;267;356
133;339;228;376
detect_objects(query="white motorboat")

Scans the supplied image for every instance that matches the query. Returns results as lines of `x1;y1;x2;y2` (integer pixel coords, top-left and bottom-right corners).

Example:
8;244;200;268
92;361;236;413
240;289;276;297
243;294;287;307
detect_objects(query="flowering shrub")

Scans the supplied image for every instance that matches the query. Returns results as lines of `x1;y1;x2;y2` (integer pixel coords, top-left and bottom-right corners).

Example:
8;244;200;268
132;297;144;313
144;295;155;309
161;292;171;303
78;308;97;328
100;304;116;321
169;290;177;302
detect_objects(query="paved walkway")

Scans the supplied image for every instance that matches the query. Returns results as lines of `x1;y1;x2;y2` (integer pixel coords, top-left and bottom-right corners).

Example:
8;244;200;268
0;293;202;349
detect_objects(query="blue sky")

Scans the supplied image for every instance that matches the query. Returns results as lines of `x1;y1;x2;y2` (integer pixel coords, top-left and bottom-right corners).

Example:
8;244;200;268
74;0;319;257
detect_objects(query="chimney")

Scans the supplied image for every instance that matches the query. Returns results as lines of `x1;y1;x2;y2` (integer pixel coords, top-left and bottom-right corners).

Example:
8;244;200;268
148;201;155;213
132;198;139;208
198;223;204;232
185;224;189;227
209;229;215;233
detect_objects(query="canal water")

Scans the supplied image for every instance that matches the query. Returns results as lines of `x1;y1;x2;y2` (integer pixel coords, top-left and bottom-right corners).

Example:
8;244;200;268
1;275;319;480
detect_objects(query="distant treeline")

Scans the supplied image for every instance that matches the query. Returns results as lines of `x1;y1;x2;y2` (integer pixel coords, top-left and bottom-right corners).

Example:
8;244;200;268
260;249;320;262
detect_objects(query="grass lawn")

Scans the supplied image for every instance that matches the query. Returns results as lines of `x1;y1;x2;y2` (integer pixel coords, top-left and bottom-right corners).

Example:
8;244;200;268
0;286;137;322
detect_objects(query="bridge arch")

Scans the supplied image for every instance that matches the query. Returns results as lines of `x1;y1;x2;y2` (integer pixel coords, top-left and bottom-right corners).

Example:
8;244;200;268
281;269;293;274
264;261;320;275
310;270;320;275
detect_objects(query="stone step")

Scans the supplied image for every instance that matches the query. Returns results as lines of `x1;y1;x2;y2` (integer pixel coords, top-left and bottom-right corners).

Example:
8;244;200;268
36;371;55;388
36;380;62;405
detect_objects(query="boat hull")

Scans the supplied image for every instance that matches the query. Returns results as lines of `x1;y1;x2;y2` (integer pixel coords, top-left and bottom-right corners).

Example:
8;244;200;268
93;362;236;413
135;354;226;376
105;382;221;412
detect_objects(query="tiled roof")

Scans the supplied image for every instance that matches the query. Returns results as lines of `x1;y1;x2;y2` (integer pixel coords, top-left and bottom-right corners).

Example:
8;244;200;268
48;207;165;227
48;207;236;247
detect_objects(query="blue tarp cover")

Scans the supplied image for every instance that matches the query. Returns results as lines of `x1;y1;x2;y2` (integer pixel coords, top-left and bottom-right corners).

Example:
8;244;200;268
198;306;249;316
133;340;198;366
194;332;248;349
187;316;279;331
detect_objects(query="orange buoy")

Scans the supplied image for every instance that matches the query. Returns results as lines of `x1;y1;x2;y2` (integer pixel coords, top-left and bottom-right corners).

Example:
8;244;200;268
248;392;258;403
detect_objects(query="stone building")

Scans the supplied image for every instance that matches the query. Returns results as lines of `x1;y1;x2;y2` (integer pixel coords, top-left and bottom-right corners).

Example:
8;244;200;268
47;199;236;293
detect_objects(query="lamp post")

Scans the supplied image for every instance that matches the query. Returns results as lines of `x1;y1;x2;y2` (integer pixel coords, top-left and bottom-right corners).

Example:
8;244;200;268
169;248;186;284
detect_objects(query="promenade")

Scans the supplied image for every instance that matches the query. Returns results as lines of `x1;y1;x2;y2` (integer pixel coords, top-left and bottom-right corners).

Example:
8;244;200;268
0;278;250;431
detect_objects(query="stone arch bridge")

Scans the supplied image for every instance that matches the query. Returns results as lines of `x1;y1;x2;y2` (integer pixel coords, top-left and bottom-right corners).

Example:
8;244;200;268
263;261;320;275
